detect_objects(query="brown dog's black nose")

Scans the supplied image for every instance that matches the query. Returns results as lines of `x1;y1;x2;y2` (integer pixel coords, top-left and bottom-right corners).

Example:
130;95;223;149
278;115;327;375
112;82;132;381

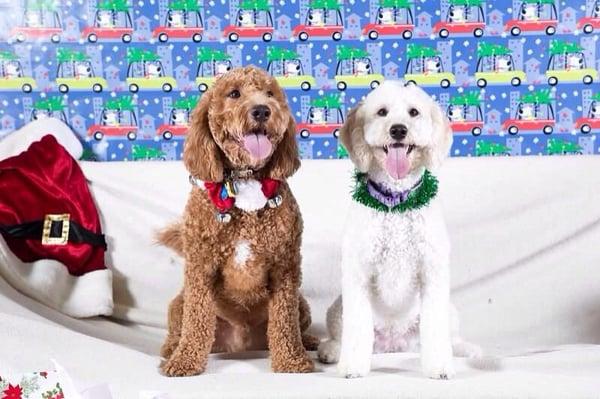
390;124;408;140
251;105;271;123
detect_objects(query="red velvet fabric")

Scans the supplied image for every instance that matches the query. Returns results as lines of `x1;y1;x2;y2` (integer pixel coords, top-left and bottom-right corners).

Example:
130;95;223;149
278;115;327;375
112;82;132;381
0;135;106;276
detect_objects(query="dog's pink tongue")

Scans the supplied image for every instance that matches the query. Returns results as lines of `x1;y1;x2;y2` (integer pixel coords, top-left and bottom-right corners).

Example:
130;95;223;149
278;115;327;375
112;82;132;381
385;146;410;180
243;134;272;160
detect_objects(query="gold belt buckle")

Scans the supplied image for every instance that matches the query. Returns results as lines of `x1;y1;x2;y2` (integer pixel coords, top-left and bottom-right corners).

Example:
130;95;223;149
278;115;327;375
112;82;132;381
42;214;70;246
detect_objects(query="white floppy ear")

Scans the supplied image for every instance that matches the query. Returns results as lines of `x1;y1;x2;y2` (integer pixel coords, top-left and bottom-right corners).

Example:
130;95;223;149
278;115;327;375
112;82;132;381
340;102;372;173
426;98;453;171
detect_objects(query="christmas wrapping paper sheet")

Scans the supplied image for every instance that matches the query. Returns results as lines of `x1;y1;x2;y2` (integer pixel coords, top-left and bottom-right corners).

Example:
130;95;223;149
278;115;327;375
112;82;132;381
0;0;598;161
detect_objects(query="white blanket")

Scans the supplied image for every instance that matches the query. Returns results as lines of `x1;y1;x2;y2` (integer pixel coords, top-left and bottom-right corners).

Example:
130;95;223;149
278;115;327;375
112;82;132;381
1;154;600;398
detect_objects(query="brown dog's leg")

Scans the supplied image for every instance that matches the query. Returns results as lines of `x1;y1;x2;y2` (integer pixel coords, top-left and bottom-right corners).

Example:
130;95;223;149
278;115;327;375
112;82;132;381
160;291;184;358
161;267;216;377
267;269;314;373
299;295;320;351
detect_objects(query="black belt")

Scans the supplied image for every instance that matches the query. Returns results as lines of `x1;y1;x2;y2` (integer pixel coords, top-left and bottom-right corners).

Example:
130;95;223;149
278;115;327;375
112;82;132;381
0;216;107;250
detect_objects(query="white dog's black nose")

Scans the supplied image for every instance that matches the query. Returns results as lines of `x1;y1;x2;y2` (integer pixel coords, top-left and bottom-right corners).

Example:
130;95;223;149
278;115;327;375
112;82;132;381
251;105;271;122
390;124;408;141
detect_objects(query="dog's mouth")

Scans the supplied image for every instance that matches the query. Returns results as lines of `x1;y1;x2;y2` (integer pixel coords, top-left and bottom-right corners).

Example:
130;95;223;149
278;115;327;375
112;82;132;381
242;128;273;161
382;143;415;155
380;143;416;180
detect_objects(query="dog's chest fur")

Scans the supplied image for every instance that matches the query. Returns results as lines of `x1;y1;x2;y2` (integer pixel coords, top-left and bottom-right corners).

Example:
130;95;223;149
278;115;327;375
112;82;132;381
346;200;446;313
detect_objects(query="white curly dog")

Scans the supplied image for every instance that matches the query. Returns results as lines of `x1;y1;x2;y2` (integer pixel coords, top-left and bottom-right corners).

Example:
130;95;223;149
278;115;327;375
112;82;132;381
317;81;480;379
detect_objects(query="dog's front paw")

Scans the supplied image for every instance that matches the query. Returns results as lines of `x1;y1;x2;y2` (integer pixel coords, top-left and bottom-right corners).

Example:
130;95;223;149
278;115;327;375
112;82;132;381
317;339;340;364
160;336;180;359
161;352;206;377
422;356;455;380
272;353;315;373
337;357;371;378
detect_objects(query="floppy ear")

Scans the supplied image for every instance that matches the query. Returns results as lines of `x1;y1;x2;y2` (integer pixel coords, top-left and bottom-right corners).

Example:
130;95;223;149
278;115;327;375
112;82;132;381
267;115;300;180
340;102;372;173
425;99;453;171
183;90;225;182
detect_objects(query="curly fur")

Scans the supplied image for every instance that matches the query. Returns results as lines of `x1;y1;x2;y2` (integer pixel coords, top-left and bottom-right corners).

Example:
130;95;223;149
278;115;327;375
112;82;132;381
159;66;317;377
317;81;480;379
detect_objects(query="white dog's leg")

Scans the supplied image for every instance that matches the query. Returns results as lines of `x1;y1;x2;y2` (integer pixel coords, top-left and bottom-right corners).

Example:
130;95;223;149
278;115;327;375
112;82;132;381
318;296;342;364
449;304;482;358
337;259;374;378
420;256;454;379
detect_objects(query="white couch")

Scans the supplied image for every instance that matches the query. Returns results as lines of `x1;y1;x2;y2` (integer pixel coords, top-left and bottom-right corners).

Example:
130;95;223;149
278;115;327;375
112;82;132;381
1;155;600;398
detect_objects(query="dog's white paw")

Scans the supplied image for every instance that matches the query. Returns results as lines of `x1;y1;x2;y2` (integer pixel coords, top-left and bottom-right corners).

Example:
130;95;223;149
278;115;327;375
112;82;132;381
452;340;482;359
337;357;371;378
422;355;455;380
318;339;340;364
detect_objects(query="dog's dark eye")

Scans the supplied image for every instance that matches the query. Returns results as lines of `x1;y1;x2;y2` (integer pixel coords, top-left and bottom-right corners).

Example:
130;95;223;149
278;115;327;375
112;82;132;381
409;108;419;117
266;90;274;97
228;89;240;99
377;108;388;117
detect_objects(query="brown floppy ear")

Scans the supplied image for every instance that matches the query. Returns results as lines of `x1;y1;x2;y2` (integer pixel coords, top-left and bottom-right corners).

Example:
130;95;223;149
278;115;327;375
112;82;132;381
340;101;372;173
425;98;453;171
183;90;224;182
267;115;300;180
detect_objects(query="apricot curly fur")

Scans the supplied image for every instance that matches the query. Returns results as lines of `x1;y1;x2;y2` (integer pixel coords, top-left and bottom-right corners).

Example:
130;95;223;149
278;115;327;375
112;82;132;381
159;66;315;377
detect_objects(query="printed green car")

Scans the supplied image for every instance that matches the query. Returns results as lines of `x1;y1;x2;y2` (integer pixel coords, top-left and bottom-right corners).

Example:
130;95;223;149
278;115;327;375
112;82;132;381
475;140;510;156
546;138;582;155
56;76;107;93
404;72;456;88
275;75;316;91
0;77;37;93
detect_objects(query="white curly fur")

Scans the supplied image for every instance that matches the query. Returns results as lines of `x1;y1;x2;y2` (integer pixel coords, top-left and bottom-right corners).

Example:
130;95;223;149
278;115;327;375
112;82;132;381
318;81;480;379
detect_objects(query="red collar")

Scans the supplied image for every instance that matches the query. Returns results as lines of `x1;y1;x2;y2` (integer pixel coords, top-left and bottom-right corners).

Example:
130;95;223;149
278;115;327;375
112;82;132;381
203;178;281;213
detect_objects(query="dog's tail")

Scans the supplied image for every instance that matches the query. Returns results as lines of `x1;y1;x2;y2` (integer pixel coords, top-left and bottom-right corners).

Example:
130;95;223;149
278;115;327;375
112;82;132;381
156;221;184;258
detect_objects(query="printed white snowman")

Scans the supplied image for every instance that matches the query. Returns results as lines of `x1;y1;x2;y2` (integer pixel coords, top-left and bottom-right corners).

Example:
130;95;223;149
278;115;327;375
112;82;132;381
495;57;512;73
239;11;255;27
4;63;21;79
590;103;600;119
146;63;162;79
25;11;42;28
103;110;120;126
309;108;325;124
519;103;535;120
379;9;395;25
285;60;301;77
168;10;186;28
448;105;465;122
424;58;441;74
522;4;539;21
449;6;466;23
97;10;114;28
354;60;370;76
567;53;583;71
215;61;230;76
75;63;92;79
172;109;188;126
308;9;325;26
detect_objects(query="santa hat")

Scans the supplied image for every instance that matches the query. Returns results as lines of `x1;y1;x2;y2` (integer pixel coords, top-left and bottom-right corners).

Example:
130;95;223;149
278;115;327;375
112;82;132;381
0;118;113;318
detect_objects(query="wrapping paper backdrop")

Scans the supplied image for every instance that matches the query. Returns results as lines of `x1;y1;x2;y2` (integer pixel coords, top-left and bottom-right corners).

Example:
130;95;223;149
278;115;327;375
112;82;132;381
0;0;599;161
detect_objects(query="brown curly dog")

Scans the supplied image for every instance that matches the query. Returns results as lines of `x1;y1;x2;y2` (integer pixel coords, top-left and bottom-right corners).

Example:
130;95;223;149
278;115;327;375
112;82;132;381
158;66;318;377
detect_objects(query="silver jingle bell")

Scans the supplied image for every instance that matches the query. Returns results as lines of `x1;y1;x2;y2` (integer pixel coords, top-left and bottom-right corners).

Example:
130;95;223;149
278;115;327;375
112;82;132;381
267;195;283;209
216;212;232;223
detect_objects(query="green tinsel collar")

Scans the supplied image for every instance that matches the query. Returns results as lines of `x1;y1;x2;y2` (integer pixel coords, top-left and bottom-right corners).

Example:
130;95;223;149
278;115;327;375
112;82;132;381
351;170;438;213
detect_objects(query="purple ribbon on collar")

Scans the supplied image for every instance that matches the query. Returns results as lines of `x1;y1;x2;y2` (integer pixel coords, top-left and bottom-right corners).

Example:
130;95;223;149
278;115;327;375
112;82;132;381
366;178;421;208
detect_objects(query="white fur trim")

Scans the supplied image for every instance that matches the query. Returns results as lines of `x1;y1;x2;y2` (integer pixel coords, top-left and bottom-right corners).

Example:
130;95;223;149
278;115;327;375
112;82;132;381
0;117;83;162
234;180;268;211
0;234;113;318
234;240;252;269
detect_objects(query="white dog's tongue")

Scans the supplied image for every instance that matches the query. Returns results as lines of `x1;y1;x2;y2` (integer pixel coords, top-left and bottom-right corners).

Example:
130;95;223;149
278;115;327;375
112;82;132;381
385;145;410;180
243;133;272;160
